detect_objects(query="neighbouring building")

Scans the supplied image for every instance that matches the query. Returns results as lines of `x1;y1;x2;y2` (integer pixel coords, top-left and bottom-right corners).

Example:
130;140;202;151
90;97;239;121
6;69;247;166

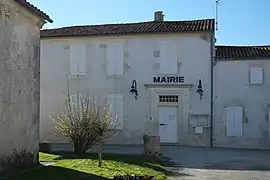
213;45;270;149
0;0;52;172
40;11;270;149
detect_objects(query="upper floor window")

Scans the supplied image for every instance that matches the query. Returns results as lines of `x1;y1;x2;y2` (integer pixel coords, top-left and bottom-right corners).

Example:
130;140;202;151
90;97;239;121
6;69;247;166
69;44;87;75
107;43;124;76
159;41;178;74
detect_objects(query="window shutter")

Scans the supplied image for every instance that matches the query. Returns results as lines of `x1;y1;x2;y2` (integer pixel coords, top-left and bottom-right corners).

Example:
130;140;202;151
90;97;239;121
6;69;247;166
268;107;270;138
70;45;78;75
70;44;87;75
115;95;123;129
226;107;235;137
107;43;123;75
106;94;123;129
78;94;83;118
78;45;87;75
70;94;77;114
70;94;83;118
159;41;178;74
226;106;243;137
107;45;115;75
115;44;124;75
233;106;243;137
250;67;263;84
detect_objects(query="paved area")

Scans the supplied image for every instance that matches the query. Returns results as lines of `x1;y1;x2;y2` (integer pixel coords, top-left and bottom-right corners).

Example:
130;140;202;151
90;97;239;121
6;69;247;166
161;146;270;180
50;144;270;179
167;168;270;180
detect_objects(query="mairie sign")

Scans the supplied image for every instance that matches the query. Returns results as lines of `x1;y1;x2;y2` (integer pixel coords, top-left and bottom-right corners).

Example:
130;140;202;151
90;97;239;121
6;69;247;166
153;76;184;83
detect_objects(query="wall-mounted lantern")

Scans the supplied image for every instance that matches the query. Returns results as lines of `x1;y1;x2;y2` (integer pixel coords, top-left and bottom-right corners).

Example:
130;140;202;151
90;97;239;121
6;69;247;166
130;80;139;100
196;79;204;100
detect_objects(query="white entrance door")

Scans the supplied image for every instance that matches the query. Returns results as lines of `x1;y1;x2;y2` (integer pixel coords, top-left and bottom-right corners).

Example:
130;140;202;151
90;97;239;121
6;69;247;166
158;106;178;143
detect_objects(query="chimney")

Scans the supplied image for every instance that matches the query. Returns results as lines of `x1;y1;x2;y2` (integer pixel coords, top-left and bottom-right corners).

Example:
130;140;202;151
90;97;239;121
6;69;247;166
154;11;164;22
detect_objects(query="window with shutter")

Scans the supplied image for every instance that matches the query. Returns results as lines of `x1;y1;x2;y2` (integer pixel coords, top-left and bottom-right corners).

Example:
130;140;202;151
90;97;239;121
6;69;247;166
226;106;243;137
107;43;124;76
70;44;87;75
159;41;178;74
69;94;83;118
70;94;77;115
106;94;123;129
250;67;263;84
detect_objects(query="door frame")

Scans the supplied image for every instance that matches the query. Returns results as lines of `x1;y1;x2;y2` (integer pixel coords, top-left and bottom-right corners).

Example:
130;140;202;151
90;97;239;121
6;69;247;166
158;105;178;143
145;87;190;144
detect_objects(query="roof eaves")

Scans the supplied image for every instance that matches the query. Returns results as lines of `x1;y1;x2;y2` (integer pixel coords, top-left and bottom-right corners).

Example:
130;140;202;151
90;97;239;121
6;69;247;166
216;56;270;61
14;0;53;23
40;29;214;39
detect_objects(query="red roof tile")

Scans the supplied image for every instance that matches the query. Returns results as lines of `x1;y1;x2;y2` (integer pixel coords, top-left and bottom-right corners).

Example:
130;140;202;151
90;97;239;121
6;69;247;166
41;19;214;38
216;45;270;60
14;0;53;23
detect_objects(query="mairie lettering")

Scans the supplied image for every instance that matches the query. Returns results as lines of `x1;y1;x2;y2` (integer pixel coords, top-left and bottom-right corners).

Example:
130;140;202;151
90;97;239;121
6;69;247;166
153;76;184;83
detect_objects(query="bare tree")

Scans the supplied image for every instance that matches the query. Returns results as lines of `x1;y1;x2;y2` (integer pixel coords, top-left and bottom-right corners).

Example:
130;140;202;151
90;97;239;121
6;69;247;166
51;94;119;158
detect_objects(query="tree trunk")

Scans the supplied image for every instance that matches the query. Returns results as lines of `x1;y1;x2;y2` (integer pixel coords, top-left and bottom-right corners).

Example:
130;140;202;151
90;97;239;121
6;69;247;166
74;142;79;153
74;141;82;154
98;143;103;167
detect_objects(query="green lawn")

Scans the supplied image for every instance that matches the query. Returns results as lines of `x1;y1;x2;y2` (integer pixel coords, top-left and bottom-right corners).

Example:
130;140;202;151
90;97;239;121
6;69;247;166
0;152;170;180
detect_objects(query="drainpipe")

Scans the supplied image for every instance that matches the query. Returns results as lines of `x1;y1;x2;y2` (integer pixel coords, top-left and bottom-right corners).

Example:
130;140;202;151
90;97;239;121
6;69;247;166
210;34;215;148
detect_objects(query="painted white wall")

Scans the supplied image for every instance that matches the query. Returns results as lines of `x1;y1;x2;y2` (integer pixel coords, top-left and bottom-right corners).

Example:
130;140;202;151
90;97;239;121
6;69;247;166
213;59;270;149
40;32;213;145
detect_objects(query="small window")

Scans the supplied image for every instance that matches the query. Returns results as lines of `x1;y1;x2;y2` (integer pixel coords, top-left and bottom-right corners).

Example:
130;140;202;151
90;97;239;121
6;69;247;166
250;67;263;84
159;95;178;103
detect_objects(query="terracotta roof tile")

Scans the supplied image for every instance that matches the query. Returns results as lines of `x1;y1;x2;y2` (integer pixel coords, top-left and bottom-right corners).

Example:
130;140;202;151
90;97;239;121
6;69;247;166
216;45;270;60
41;18;214;38
14;0;53;23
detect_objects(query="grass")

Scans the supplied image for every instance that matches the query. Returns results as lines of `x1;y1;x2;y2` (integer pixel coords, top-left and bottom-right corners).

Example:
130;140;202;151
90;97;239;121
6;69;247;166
0;152;171;180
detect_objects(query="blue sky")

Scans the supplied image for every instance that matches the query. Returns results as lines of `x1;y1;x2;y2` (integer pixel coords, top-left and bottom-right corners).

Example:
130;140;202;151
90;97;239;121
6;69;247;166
29;0;269;46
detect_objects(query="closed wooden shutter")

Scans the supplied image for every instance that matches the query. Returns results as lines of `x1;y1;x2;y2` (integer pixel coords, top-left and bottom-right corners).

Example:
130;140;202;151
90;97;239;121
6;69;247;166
70;44;87;75
250;67;263;84
106;94;123;129
70;94;77;115
159;41;178;74
233;106;243;137
70;94;83;118
107;43;124;76
226;106;243;137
